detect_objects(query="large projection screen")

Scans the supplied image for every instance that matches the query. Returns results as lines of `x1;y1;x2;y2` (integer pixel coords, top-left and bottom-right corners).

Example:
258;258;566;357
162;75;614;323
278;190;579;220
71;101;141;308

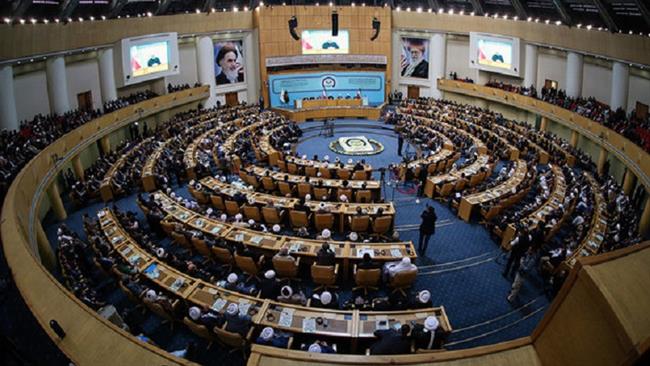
469;33;521;77
115;33;180;86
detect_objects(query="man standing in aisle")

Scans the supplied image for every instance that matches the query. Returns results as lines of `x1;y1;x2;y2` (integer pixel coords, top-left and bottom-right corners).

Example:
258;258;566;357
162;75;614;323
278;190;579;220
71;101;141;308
418;205;437;255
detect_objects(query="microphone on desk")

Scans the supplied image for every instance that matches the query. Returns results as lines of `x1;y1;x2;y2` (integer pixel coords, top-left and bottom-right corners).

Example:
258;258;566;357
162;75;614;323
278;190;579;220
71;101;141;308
49;319;66;339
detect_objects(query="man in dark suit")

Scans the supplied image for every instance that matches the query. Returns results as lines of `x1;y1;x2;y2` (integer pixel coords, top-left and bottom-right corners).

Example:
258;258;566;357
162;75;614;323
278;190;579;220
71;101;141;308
397;134;404;156
418;206;437;254
369;324;412;355
504;229;531;278
224;303;252;336
316;242;336;266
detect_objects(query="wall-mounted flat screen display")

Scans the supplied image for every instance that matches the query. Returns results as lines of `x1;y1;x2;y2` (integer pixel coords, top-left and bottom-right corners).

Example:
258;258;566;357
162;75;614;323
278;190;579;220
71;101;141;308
301;30;349;55
116;32;180;86
469;33;521;77
130;41;170;77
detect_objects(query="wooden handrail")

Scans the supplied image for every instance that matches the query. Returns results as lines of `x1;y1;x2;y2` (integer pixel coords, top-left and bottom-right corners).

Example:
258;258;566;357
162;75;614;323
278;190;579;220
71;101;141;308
0;86;209;366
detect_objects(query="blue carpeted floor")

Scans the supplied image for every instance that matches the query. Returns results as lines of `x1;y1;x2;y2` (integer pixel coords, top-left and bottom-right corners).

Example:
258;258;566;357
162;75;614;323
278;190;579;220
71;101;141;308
37;117;551;363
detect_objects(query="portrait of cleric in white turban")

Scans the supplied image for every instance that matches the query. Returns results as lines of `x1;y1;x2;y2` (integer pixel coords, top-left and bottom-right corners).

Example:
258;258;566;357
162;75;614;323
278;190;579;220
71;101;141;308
214;40;245;86
400;37;430;79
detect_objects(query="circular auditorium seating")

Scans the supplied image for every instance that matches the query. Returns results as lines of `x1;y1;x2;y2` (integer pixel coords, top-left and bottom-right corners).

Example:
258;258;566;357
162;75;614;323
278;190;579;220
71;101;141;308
1;5;649;366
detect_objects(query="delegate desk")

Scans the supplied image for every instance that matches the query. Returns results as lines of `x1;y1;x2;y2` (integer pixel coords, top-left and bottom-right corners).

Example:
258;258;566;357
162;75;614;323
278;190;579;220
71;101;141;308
297;98;364;109
142;139;170;192
500;164;566;247
245;166;381;199
198;177;394;233
403;113;488;155
154;193;415;279
566;173;608;267
458;159;528;222
100;137;153;202
274;105;383;123
424;155;491;198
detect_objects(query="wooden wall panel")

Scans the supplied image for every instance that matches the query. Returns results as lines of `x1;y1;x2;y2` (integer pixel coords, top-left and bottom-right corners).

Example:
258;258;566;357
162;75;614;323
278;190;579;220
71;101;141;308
255;5;392;106
0;12;254;61
392;12;650;66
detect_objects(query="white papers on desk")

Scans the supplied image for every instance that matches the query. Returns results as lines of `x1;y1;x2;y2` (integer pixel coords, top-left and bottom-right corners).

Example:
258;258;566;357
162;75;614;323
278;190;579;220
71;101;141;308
170;278;185;292
234;233;245;242
357;247;374;258
211;226;222;234
390;248;402;257
289;242;303;253
375;316;389;330
128;254;140;264
302;318;316;333
112;235;124;244
211;298;227;312
250;236;263;245
121;246;132;256
207;287;218;295
279;308;295;327
238;299;251;316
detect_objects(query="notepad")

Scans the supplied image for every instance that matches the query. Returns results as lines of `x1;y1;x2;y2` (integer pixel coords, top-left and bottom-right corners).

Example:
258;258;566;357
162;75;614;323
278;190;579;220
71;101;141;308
302;318;316;333
357;247;374;258
289;243;303;253
210;226;222;234
170;278;185;292
207;287;218;295
128;254;140;264
250;236;263;245
390;248;402;257
112;235;124;244
121;246;132;256
211;298;227;312
279;308;295;327
238;301;251;316
234;233;245;242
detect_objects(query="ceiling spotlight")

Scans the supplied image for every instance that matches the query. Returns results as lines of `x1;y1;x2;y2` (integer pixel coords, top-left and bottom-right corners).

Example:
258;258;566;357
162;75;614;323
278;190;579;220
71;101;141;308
78;17;84;22
577;23;582;28
598;27;602;31
19;19;25;24
406;7;411;11
30;18;36;24
195;8;200;13
470;11;475;16
586;25;592;30
260;1;264;5
396;6;401;11
352;2;356;6
146;12;152;17
90;16;95;21
315;2;319;5
55;18;60;23
503;14;508;19
493;13;498;18
448;9;454;15
101;15;106;20
438;8;444;14
535;18;539;22
555;20;561;25
428;8;432;13
460;10;464;15
513;15;518;20
417;7;422;13
527;16;532;22
329;1;333;5
3;17;10;24
43;19;49;24
545;19;549;24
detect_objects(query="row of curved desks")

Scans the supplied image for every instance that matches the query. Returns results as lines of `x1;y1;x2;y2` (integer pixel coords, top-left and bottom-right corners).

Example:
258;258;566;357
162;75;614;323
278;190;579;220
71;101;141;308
272;105;383;122
154;192;415;279
100;209;452;351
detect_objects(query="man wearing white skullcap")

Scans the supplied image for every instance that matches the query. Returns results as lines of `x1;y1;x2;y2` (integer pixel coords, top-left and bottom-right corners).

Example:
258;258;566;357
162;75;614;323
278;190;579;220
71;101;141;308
219;213;228;222
349;232;359;241
412;315;446;350
384;256;417;281
311;290;339;309
412;290;432;308
188;306;201;321
304;341;336;353
339;194;348;202
318;228;331;240
224;302;252;336
304;194;311;201
260;269;280;298
272;224;281;233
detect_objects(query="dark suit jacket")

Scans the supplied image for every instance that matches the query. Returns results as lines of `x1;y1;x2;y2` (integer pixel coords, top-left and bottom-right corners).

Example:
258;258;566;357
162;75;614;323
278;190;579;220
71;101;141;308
316;249;336;266
216;72;244;85
369;329;411;355
225;313;252;336
419;209;437;235
401;60;429;79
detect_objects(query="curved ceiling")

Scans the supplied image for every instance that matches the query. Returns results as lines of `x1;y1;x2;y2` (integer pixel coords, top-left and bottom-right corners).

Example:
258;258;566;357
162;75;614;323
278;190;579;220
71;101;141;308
2;1;649;35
